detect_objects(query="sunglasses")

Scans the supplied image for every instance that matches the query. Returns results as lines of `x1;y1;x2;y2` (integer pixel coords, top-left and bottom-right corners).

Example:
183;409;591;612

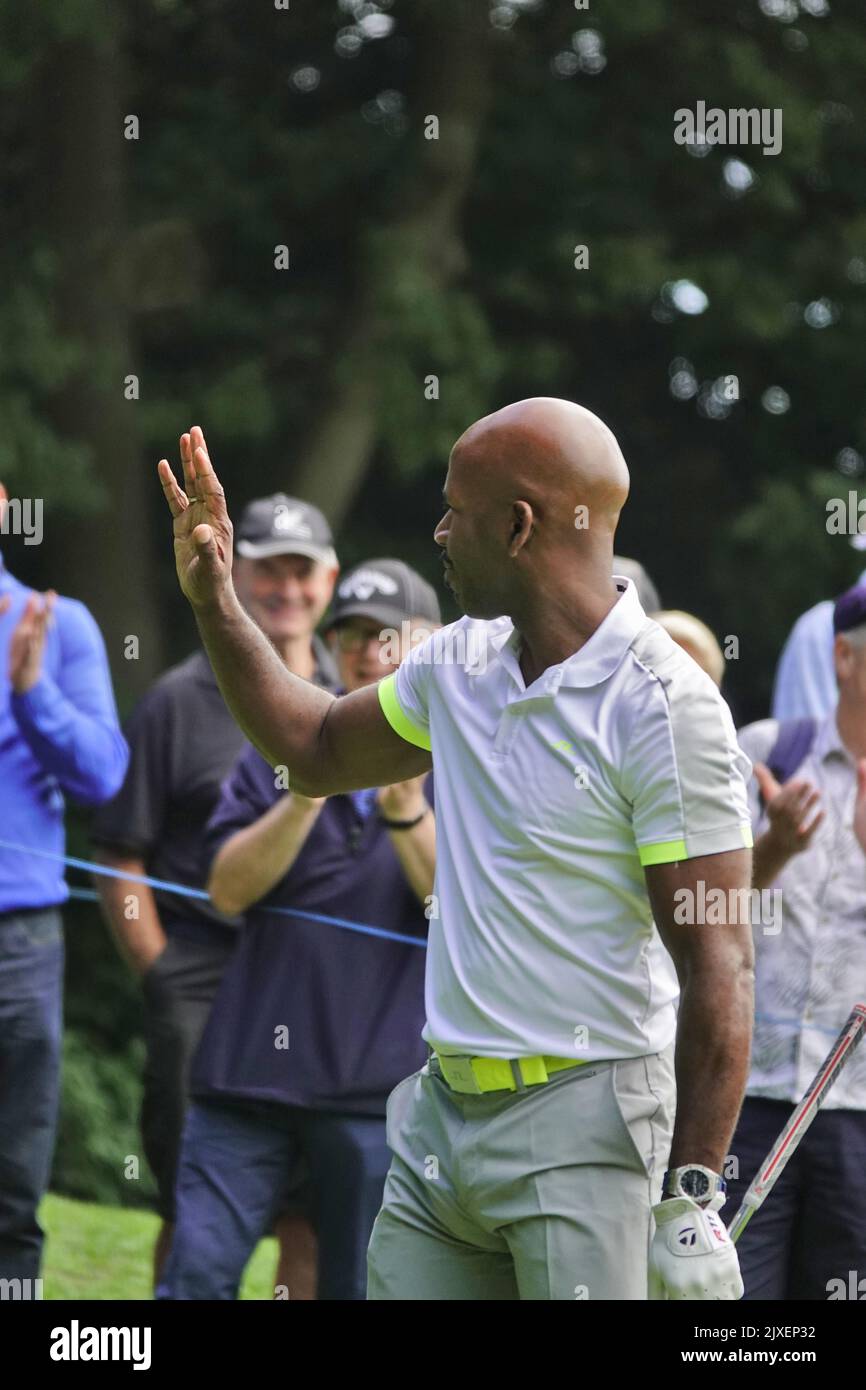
332;624;387;653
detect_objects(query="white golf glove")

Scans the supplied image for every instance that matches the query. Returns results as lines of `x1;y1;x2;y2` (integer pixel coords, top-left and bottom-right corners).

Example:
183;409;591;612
649;1196;744;1300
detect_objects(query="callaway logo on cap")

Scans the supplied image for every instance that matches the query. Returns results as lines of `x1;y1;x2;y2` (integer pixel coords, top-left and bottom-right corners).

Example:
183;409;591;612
338;569;400;602
327;558;442;629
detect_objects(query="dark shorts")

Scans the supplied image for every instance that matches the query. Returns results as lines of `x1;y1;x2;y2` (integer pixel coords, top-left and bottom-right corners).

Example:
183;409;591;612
140;934;236;1221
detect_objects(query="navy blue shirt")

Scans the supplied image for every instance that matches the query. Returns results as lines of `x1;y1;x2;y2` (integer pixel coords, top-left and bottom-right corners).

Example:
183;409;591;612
91;642;339;946
0;557;128;913
191;743;431;1114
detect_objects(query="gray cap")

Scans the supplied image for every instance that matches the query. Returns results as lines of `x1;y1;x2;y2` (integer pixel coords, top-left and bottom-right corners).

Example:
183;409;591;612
235;493;337;565
613;555;661;613
326;558;441;630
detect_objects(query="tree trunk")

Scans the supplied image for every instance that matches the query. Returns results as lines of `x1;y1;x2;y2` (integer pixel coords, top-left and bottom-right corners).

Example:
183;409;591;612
290;0;492;528
41;1;163;697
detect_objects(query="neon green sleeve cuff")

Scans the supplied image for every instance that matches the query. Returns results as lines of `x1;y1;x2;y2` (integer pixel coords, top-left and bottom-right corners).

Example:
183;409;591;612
377;672;432;751
638;822;754;867
638;839;688;867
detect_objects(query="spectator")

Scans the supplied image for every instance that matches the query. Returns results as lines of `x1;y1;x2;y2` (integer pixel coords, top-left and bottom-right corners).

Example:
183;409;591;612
730;579;866;1298
91;494;339;1292
654;610;725;687
613;555;660;613
771;561;866;720
0;483;128;1287
158;559;439;1301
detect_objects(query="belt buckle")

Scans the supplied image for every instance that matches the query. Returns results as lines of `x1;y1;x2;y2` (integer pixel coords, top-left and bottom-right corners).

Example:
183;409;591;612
441;1055;484;1094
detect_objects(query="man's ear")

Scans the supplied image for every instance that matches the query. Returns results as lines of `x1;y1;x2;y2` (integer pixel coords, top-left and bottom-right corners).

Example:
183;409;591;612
509;500;533;554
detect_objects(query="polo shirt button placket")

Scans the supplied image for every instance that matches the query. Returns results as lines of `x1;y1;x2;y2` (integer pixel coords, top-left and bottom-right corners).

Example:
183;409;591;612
491;702;527;760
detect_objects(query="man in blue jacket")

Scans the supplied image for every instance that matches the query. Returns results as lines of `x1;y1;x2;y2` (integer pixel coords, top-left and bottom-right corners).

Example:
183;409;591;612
0;483;128;1287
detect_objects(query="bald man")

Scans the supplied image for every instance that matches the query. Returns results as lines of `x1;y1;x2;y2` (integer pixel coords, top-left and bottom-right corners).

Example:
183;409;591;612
158;401;754;1301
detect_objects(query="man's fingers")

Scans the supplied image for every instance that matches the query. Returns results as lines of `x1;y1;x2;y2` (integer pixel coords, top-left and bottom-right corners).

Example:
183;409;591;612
192;523;220;565
158;459;189;518
192;452;228;522
774;778;819;819
753;762;780;803
857;759;866;802
17;593;39;631
179;433;196;496
189;426;214;475
798;808;825;844
30;594;53;638
796;788;821;819
190;428;225;494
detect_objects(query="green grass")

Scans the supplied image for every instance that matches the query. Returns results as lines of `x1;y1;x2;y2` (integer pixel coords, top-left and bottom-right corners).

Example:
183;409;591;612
40;1192;278;1300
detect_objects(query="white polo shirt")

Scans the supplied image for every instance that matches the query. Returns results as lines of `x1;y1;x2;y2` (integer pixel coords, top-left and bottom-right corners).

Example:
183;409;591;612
378;578;753;1062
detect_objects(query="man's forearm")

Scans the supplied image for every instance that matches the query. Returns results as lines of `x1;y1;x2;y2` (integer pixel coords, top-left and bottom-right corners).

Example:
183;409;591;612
94;855;166;974
385;812;436;906
194;589;336;784
667;961;754;1173
208;797;323;914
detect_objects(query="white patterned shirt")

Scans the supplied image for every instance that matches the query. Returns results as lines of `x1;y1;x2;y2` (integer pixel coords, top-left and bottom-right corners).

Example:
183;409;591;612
738;712;866;1110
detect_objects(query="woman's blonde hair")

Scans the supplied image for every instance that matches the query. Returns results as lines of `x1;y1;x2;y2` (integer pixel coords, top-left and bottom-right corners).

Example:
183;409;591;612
654;609;725;687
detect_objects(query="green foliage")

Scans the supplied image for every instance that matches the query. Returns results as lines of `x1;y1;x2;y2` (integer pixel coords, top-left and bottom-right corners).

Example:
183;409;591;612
53;885;153;1209
2;1;865;689
54;1031;156;1209
0;275;99;502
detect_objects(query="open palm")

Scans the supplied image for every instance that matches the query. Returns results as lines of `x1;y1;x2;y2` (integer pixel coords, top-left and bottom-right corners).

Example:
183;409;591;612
157;427;233;608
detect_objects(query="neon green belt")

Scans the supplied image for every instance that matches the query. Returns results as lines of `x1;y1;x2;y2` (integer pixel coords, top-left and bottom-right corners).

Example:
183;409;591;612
433;1050;586;1095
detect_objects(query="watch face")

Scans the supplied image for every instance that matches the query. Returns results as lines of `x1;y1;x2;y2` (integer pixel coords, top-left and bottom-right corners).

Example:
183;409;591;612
681;1168;711;1200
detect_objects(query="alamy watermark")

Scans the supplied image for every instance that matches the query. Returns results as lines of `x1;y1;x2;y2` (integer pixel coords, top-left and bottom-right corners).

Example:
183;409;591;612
0;1277;43;1300
0;497;43;546
50;1321;151;1369
378;621;489;674
674;102;782;157
826;492;866;535
826;1271;866;1300
674;883;782;936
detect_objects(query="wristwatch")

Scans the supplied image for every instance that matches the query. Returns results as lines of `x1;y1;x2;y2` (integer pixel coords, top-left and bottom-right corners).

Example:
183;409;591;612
662;1164;726;1209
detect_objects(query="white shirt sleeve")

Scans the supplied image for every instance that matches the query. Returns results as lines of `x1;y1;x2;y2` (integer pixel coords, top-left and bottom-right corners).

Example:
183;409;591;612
622;660;754;866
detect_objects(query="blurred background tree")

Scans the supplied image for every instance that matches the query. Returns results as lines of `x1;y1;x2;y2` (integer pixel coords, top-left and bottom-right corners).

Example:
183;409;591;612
1;0;865;1201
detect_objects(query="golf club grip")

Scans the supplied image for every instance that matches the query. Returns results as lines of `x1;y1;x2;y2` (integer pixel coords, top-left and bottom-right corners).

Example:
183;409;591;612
727;1003;866;1245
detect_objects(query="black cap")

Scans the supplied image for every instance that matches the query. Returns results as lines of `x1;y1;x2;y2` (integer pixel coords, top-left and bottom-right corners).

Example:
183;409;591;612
235;494;337;565
834;581;866;634
326;558;441;630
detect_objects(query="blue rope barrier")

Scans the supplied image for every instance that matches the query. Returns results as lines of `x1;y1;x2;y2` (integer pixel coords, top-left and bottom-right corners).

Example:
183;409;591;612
0;839;428;950
3;844;849;1033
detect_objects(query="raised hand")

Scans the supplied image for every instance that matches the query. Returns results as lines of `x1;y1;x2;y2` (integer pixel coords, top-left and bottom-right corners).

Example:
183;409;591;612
157;427;233;610
753;762;824;856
